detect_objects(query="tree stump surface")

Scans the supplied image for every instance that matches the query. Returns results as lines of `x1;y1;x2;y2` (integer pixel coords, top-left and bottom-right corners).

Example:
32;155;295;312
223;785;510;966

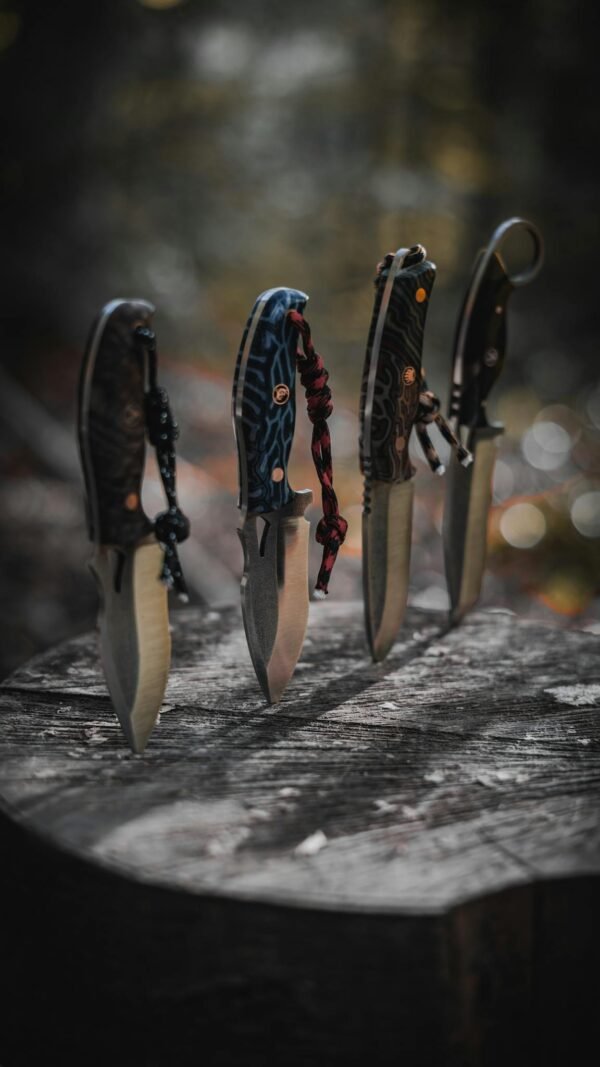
1;602;599;1066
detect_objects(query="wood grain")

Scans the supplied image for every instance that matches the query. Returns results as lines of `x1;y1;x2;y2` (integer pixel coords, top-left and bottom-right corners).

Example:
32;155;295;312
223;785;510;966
1;603;599;1065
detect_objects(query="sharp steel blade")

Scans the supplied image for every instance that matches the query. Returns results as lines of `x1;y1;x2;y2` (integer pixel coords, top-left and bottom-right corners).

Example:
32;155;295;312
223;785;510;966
443;426;502;625
90;538;170;752
239;491;311;703
363;479;414;661
360;245;435;662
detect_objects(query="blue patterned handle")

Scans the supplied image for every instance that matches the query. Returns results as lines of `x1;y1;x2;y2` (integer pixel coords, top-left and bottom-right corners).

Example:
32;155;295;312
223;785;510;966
233;287;308;515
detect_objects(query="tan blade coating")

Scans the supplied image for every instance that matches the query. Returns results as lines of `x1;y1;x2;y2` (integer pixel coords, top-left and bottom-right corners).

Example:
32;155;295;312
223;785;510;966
443;430;500;625
240;492;311;703
363;479;414;662
90;538;170;752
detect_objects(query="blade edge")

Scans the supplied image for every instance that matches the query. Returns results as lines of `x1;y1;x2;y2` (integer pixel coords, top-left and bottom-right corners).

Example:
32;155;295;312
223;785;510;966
94;539;170;751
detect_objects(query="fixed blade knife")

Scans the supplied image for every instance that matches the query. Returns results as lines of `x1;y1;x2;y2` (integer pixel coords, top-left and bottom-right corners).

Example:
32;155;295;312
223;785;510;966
360;245;436;661
443;217;544;624
78;300;188;751
233;287;312;702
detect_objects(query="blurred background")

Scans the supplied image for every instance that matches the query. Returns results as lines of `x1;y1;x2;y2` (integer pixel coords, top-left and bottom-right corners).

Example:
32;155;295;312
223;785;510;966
0;0;598;679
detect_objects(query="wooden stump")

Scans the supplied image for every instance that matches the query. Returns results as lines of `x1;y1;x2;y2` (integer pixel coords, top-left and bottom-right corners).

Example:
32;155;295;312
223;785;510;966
1;602;599;1066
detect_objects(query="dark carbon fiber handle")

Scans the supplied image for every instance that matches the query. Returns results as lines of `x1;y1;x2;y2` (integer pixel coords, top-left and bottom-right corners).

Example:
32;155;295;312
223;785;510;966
360;255;436;483
449;218;543;430
78;299;155;547
448;251;512;429
233;287;308;515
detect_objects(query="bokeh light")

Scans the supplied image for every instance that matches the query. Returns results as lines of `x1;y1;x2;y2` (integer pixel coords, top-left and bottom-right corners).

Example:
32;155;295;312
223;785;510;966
571;491;600;538
500;502;546;549
521;421;571;470
536;572;593;617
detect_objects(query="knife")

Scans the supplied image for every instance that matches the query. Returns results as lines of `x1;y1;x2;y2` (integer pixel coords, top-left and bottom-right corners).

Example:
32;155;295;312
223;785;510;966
233;287;312;702
443;217;544;625
78;299;189;751
360;245;437;662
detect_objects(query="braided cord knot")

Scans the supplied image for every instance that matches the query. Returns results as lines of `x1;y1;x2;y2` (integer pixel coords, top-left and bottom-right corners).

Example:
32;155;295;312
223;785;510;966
415;374;473;475
288;308;347;595
135;326;190;601
145;386;179;448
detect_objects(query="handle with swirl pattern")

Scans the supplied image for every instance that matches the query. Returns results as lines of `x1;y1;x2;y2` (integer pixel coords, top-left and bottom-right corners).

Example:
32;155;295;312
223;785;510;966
360;248;436;484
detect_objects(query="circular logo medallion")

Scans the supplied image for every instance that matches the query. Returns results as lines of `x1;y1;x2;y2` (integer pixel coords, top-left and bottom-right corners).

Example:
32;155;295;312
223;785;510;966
272;384;290;405
402;367;417;386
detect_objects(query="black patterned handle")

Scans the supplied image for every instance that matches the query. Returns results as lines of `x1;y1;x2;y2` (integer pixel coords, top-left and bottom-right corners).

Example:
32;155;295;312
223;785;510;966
449;218;544;430
233;287;308;515
448;251;513;430
360;249;436;483
78;299;155;548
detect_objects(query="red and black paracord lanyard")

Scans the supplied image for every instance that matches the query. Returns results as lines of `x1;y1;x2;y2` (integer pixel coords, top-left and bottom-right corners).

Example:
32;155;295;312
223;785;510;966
287;309;348;597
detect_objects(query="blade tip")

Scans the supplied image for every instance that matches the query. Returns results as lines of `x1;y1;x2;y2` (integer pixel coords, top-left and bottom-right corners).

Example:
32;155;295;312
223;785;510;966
129;722;155;754
263;684;284;704
369;635;393;663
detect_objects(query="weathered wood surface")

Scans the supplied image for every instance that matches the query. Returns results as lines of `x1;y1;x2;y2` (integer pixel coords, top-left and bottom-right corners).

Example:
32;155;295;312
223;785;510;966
1;602;599;1066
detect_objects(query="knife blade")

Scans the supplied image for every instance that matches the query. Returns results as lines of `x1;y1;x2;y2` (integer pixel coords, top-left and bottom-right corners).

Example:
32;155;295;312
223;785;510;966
443;217;544;624
78;300;175;752
360;245;436;661
233;287;312;702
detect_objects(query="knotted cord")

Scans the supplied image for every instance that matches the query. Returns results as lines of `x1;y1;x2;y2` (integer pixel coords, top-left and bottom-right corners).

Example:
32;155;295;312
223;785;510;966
415;377;473;475
135;326;190;601
287;309;348;596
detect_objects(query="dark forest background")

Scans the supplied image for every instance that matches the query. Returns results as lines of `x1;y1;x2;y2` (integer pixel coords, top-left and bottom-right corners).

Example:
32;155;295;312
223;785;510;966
0;0;598;678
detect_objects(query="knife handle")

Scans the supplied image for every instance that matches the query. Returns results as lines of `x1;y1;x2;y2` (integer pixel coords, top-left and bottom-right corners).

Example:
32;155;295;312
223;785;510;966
78;299;155;548
233;287;308;515
449;250;513;429
360;253;436;483
449;218;544;429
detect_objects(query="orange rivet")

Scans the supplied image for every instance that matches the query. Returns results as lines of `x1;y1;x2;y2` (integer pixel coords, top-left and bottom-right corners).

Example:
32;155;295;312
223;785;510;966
124;492;139;511
272;384;290;405
415;287;427;303
403;367;417;386
272;467;284;483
